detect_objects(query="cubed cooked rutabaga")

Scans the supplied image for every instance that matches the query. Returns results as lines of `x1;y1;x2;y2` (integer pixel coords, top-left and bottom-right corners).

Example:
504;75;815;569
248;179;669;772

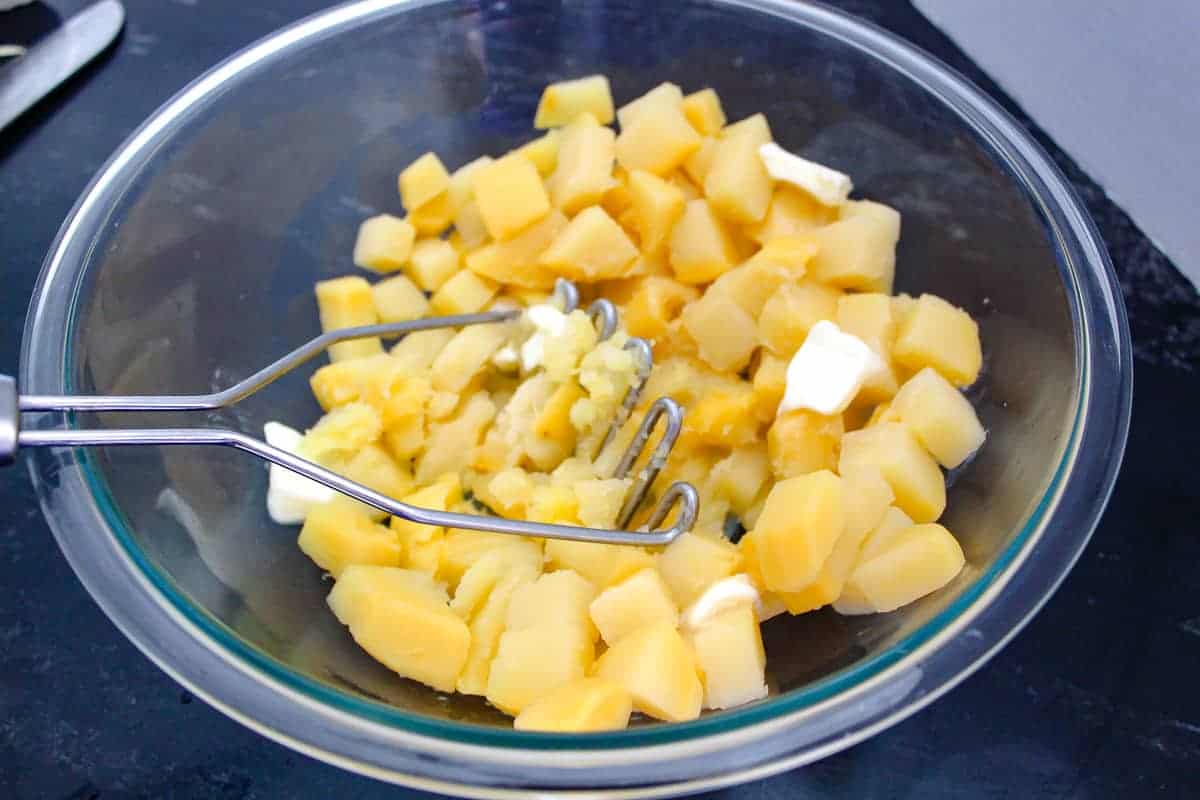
273;77;987;729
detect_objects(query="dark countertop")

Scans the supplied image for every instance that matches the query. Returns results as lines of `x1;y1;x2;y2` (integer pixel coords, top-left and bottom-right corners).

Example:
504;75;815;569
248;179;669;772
1;1;1198;798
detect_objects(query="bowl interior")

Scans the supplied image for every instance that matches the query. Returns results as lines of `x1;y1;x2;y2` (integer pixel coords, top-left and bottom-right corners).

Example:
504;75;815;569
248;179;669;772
63;0;1076;733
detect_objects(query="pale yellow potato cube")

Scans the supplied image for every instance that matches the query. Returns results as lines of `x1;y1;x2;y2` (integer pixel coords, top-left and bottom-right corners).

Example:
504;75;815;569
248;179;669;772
514;677;632;732
858;506;916;562
890;367;986;468
514;129;561;176
549;114;617;214
746;235;817;277
767;409;844;479
448;156;493;209
572;477;630;529
669;199;740;284
589;567;679;647
391;476;461;575
399;152;451;212
893;294;983;387
841;464;895;540
407;238;460;291
416;393;497;484
301;402;383;463
745;186;838;244
615;98;702;176
526;484;580;525
431;323;509;393
352;214;416;273
539;206;640;281
808;200;901;292
750;470;844;593
682;136;718;185
472;154;551;240
390;327;455;371
839;423;945;523
620;275;699;340
681;88;726;135
681;291;759;373
704;113;773;224
298;500;402;578
338;443;416;517
686;604;767;710
327;566;469;693
627;169;686;255
506;569;598;639
308;354;388;411
407;191;454;236
429;269;499;316
683;385;759;449
708;444;770;514
836;292;900;403
543;540;654;589
452;199;490;250
616;82;683;128
486;625;595;715
656;531;742;609
315;276;384;361
707;259;793;320
465;209;568;289
371;274;429;324
757;279;842;357
593;622;702;722
474;467;536;518
751;352;788;421
836;523;965;615
535;75;615;128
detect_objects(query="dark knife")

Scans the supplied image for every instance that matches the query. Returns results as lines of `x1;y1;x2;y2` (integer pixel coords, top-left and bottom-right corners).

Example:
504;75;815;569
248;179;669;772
0;0;125;131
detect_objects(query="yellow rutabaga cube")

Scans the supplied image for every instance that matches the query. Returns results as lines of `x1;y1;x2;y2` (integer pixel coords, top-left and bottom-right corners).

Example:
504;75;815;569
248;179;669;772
627;169;686;255
615;97;702;176
526;484;579;526
549;113;616;214
684;384;759;448
751;353;788;421
407;192;454;237
572;478;630;529
337;443;416;518
473;467;536;518
405;238;460;291
685;604;767;710
593;622;702;722
309;354;388;411
745;186;838;244
745;235;817;278
543;540;654;590
390;328;454;371
534;75;615;128
298;499;402;577
681;88;726;135
680;291;759;373
471;154;551;240
431;323;510;394
808;200;901;293
757;279;842;357
416;392;497;484
620;275;699;340
486;624;595;715
588;567;679;647
747;470;844;593
616;82;684;128
371;274;429;323
835;523;965;615
465;209;568;290
858;506;916;562
669;199;740;284
682;136;718;185
327;566;469;693
839;423;945;523
514;129;561;176
429;269;498;315
514;677;632;732
893;294;983;387
301;402;383;464
890;367;986;468
539;206;640;281
656;531;743;609
399;152;451;212
506;569;598;640
767;409;844;478
353;214;415;273
315;276;384;361
708;444;770;515
391;475;462;576
705;113;773;225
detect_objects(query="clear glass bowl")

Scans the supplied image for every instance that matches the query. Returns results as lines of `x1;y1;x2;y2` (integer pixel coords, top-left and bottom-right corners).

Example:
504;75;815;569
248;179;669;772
20;0;1131;796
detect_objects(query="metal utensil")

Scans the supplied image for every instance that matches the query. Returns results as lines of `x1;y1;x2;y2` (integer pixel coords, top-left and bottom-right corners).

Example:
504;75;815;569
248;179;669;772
0;0;124;132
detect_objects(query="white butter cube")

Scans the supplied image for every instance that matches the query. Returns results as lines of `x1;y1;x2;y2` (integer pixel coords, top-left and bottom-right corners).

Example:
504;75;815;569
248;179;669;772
264;421;334;524
519;303;569;372
779;320;882;416
680;574;763;630
758;143;853;207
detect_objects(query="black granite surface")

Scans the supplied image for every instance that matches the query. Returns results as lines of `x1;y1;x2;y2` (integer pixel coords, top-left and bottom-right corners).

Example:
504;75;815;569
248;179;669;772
1;1;1198;797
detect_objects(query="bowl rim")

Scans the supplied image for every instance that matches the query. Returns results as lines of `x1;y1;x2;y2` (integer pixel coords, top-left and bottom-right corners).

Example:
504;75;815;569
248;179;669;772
20;0;1132;794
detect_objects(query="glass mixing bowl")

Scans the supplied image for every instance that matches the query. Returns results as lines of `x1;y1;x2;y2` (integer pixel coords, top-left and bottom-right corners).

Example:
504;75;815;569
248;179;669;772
20;0;1131;795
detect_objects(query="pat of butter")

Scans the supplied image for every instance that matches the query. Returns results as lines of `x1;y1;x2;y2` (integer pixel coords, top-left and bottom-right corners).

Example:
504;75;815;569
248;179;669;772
264;421;334;525
681;575;763;630
519;303;568;372
779;320;883;417
758;142;853;207
492;344;520;371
